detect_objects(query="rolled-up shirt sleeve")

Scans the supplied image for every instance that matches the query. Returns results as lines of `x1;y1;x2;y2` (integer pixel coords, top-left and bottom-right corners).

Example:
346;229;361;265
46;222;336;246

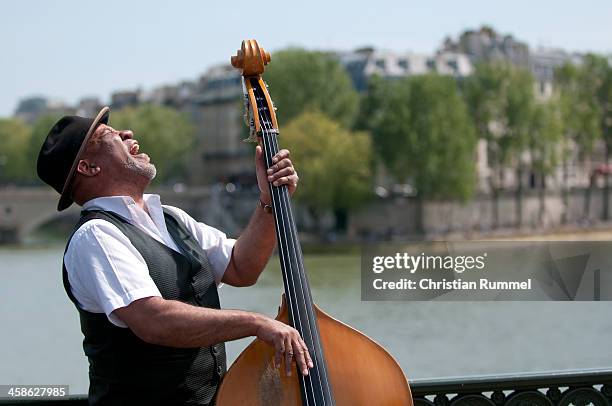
64;219;162;328
162;206;236;284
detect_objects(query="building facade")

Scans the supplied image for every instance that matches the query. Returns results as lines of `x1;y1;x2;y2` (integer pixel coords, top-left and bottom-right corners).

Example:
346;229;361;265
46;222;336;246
184;64;252;186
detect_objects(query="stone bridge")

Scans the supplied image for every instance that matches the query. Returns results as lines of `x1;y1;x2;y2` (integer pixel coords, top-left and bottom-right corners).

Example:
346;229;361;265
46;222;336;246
0;186;258;244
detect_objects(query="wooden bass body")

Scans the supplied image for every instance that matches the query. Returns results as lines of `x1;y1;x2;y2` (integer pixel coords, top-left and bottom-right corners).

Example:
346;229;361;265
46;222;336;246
216;296;413;406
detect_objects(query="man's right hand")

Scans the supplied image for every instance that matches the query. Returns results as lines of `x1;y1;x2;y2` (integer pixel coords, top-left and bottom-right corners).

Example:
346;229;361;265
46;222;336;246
254;316;314;377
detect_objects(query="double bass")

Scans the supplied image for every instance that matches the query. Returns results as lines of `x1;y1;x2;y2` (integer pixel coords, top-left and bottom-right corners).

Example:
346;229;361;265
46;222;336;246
216;39;413;406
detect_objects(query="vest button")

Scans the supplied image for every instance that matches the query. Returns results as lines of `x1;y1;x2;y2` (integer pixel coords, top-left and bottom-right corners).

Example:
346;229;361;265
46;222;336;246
217;365;223;375
212;346;219;355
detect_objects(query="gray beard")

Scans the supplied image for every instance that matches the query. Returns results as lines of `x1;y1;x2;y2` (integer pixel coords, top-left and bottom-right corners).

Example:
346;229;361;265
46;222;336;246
124;157;157;181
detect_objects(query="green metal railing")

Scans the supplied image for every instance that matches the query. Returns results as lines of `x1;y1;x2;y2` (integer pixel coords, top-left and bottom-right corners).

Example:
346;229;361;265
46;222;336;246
411;369;612;406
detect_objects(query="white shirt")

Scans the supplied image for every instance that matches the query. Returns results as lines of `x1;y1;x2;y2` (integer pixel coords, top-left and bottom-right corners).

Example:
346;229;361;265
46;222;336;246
64;194;236;328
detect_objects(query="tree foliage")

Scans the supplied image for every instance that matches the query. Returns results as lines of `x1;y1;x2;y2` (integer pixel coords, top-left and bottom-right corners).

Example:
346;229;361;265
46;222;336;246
265;48;359;128
281;110;373;216
361;74;477;200
528;100;563;175
109;104;196;183
463;62;535;167
579;54;612;219
354;75;392;133
555;61;601;155
0;118;31;184
582;54;612;147
358;76;411;179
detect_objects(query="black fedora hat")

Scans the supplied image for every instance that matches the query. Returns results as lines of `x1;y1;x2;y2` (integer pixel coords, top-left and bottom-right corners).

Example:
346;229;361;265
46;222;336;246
37;106;110;211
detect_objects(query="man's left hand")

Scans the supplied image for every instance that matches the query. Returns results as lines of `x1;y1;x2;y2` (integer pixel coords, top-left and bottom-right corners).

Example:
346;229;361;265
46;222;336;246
256;146;299;204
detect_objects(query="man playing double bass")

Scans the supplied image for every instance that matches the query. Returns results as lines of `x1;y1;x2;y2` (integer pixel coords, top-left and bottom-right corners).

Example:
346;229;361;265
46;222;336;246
37;106;313;405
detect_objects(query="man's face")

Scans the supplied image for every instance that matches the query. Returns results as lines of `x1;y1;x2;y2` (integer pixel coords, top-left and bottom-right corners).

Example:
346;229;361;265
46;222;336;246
85;124;157;181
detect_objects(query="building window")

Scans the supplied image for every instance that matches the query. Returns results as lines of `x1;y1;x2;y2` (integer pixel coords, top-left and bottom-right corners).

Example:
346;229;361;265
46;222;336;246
398;59;409;70
376;59;386;69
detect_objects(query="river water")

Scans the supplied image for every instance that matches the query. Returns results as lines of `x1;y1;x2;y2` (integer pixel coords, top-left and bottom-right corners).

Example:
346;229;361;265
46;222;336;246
0;246;610;395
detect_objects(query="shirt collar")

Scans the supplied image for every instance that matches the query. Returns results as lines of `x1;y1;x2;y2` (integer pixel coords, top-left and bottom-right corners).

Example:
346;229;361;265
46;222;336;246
82;194;162;220
81;194;180;252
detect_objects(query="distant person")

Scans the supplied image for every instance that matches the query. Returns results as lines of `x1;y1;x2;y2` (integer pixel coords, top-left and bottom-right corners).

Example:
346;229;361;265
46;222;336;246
36;107;313;405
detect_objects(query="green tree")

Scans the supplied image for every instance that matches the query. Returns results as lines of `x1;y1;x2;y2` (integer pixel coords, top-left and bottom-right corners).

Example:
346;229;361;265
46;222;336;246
362;74;477;232
463;62;536;227
402;75;477;200
281;110;373;233
358;76;413;179
373;74;476;197
583;55;612;220
110;104;196;183
555;61;601;221
568;54;612;220
265;48;359;128
528;100;563;225
0;118;31;184
354;75;389;132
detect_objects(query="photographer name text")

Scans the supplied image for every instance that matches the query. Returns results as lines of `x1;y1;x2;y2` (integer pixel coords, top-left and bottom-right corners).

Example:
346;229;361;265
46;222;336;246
372;278;532;291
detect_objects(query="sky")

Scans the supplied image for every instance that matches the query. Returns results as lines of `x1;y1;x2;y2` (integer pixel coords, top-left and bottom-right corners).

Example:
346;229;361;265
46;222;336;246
1;0;611;117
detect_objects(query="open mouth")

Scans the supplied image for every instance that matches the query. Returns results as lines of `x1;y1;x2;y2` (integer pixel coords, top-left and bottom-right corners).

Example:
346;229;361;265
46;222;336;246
128;142;150;161
129;143;140;155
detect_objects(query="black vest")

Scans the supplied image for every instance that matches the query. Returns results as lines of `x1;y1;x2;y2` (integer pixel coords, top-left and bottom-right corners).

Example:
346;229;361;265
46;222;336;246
62;208;227;406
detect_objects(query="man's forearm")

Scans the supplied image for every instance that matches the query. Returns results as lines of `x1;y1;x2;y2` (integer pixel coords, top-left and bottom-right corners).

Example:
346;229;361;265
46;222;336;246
119;296;314;376
226;202;277;286
131;297;263;348
221;146;298;286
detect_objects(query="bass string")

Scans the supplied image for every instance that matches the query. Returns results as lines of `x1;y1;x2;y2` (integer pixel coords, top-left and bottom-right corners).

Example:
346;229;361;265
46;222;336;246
267;127;335;402
252;88;315;404
258;117;323;405
252;85;306;336
252;82;319;345
254;82;328;404
259;127;320;405
263;129;327;404
263;117;331;377
263;101;335;404
257;112;313;339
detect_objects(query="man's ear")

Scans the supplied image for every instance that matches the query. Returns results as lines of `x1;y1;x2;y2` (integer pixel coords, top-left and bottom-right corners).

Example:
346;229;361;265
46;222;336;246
76;159;101;176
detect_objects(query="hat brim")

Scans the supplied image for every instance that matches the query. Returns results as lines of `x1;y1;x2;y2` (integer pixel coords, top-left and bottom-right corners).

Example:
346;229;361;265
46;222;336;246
57;106;110;211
